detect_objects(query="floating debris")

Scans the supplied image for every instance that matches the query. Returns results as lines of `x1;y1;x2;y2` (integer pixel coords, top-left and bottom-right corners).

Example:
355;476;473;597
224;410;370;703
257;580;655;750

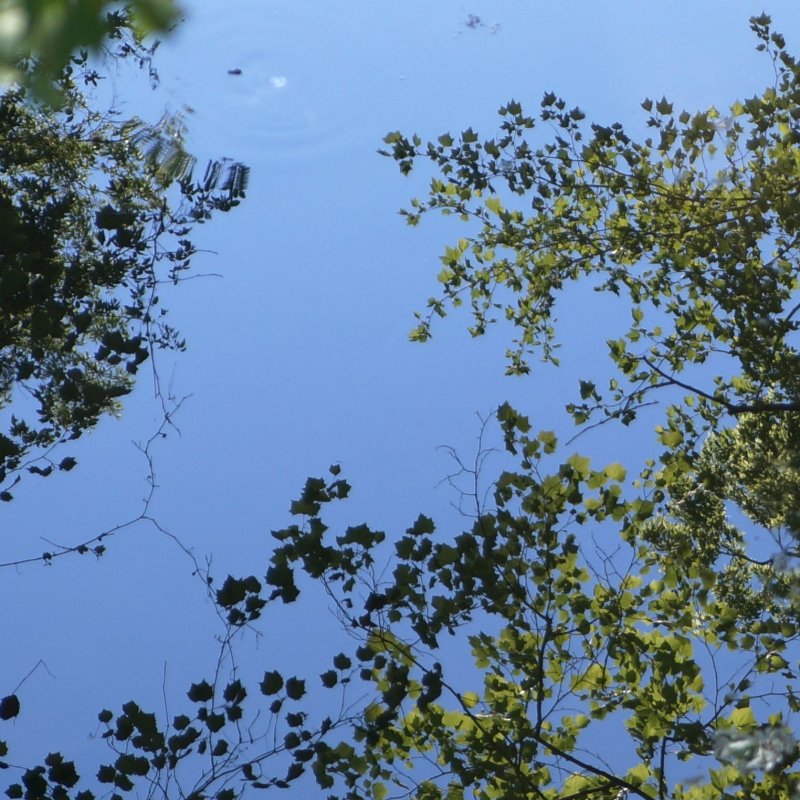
457;14;500;36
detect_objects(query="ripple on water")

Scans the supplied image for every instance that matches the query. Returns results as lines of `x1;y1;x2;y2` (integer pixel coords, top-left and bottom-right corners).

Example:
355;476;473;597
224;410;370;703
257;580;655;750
157;0;392;164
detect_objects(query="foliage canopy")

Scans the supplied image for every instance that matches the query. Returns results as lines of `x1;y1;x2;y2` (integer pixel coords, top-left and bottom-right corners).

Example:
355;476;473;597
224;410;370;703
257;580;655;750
0;0;179;94
381;15;800;456
4;13;800;800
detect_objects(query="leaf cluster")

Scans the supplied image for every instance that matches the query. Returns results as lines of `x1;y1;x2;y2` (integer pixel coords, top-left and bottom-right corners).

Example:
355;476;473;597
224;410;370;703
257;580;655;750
382;15;800;460
0;2;180;98
258;409;800;800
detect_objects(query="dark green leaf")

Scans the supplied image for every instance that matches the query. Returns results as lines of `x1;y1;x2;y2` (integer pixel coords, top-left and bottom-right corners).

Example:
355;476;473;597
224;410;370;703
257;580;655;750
260;671;283;696
187;681;214;703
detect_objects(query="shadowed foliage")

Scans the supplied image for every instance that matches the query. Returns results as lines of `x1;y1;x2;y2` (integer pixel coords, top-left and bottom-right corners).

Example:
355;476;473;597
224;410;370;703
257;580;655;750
0;35;247;500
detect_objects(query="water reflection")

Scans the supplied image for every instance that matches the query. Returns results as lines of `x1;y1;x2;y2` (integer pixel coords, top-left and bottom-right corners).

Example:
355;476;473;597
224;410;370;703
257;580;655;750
154;0;395;162
142;0;512;165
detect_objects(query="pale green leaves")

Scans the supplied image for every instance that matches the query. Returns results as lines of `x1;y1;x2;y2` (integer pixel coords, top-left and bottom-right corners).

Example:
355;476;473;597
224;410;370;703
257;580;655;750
385;16;800;463
0;0;179;98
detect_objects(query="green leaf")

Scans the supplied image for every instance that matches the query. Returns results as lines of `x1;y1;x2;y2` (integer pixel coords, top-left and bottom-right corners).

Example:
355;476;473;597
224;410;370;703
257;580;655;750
730;706;757;727
486;196;503;215
657;428;683;448
373;782;388;800
655;96;673;114
461;691;479;708
568;454;591;478
537;430;558;453
604;463;627;482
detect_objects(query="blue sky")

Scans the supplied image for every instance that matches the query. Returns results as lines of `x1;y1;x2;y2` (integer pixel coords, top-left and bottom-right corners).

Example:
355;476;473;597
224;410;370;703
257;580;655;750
3;0;800;790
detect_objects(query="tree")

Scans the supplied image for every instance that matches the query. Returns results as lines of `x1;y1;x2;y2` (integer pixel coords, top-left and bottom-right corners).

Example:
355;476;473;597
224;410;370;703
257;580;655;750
0;25;248;503
0;1;179;95
4;13;800;800
270;14;800;799
380;16;800;450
